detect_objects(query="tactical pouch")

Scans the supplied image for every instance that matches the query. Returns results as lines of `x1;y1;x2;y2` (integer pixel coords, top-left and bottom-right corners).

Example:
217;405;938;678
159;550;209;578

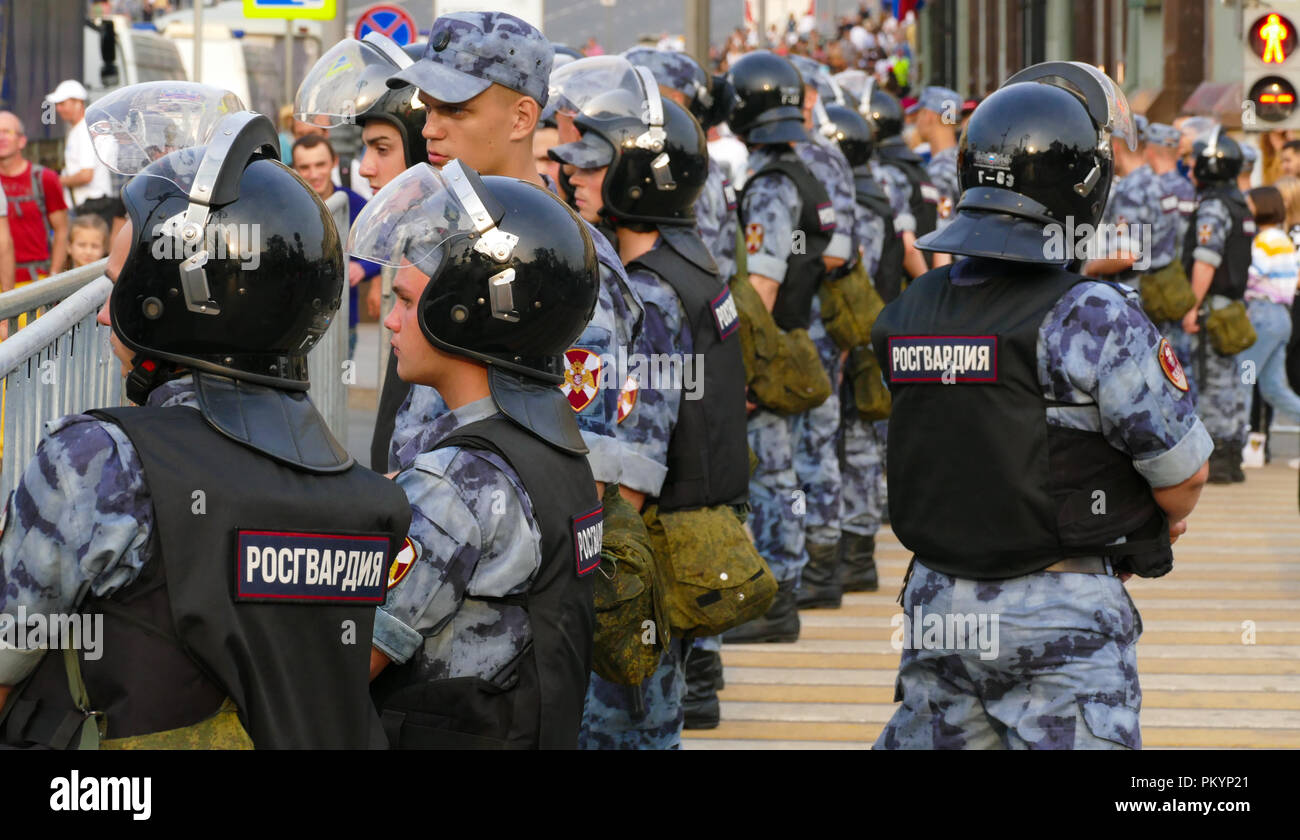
847;346;892;421
591;485;664;686
100;698;253;750
730;275;833;415
1138;261;1197;323
643;503;777;638
1205;300;1258;356
818;259;886;351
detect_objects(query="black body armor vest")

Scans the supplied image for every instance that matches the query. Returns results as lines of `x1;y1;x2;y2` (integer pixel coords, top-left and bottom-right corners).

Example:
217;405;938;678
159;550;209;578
854;168;904;303
870;263;1172;580
877;140;939;238
2;405;411;748
1181;185;1254;300
740;151;834;331
628;234;750;511
369;415;601;749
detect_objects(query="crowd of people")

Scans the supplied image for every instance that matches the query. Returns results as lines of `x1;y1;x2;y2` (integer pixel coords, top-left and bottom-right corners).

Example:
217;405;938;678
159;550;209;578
0;2;1293;753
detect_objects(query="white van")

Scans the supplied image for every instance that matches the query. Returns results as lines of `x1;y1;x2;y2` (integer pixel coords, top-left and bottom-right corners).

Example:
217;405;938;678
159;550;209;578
83;15;189;101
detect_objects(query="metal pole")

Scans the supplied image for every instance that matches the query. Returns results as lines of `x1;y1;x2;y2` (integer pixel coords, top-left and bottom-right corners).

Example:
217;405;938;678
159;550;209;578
193;0;203;83
686;0;711;67
284;18;294;124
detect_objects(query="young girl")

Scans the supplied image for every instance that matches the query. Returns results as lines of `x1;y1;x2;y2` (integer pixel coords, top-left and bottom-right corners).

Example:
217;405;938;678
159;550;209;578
69;213;109;269
1243;186;1300;469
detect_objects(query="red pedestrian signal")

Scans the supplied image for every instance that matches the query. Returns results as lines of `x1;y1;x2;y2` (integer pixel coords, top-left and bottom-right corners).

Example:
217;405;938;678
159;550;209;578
1250;12;1298;63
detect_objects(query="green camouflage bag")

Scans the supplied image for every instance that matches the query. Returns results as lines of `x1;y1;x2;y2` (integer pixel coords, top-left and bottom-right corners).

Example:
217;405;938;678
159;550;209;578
818;260;886;351
642;503;777;638
591;485;665;685
1138;261;1197;323
1205;299;1258;356
848;346;892;421
730;275;833;415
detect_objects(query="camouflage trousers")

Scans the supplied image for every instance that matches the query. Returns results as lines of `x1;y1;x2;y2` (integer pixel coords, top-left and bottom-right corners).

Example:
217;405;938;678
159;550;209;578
792;301;843;546
839;413;884;537
579;639;687;749
1191;334;1250;441
747;408;806;584
875;560;1143;750
1160;321;1197;405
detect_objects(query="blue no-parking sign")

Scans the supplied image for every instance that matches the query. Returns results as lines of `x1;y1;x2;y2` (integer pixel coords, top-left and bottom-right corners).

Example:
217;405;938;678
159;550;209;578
354;4;419;47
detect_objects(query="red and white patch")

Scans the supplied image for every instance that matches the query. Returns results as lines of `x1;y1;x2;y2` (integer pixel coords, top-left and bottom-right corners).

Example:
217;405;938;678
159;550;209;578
387;537;419;590
1197;223;1213;245
560;347;602;412
745;222;764;254
1158;338;1189;392
938;195;954;220
616;375;639;424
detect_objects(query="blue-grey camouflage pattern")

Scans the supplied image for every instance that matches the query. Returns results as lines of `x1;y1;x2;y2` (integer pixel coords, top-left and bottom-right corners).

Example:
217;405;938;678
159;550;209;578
580;640;687;749
622;47;708;104
0;378;196;685
747;409;805;584
1101;164;1178;278
794;138;856;261
875;560;1144;749
696;157;739;281
740;146;801;284
583;245;691;749
373;396;544;683
839;413;884;537
393;12;554;106
1158;169;1198;260
1185;195;1252;441
852;183;887;278
389;213;642;483
787;54;837;104
791;293;842;546
872;159;917;233
925;145;960;233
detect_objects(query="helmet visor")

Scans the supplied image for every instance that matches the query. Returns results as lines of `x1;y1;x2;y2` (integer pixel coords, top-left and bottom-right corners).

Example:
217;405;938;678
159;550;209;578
549;55;651;122
833;69;875;113
87;81;245;178
295;37;406;127
1000;61;1137;151
347;163;480;276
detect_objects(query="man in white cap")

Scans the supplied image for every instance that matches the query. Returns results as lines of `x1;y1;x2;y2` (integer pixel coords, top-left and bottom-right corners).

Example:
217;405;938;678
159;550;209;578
47;79;118;233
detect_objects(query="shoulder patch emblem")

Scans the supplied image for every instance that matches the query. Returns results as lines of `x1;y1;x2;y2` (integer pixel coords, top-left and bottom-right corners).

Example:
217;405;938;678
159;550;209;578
723;180;738;211
710;285;741;340
388;537;419;590
560;347;602;412
1158;338;1189;392
572;506;604;577
918;183;940;204
1160;194;1178;212
1197;223;1213;245
616;375;639;424
1242;219;1257;235
938;195;954;220
816;202;836;231
745;222;764;254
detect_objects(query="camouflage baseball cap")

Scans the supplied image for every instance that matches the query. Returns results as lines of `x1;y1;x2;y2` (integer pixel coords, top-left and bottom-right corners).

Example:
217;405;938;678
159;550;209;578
1144;122;1181;148
623;47;708;103
387;12;552;106
906;85;962;116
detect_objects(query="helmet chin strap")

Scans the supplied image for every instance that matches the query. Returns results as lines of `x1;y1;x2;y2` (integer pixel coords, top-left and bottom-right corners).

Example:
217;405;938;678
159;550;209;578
126;355;177;406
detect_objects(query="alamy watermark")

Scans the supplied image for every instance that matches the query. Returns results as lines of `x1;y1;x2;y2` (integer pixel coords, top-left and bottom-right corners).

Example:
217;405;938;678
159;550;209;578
1042;218;1153;270
151;221;262;270
890;607;1000;660
0;607;103;660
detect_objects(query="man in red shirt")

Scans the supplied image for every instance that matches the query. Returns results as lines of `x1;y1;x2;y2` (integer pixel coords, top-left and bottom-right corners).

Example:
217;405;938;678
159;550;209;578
0;111;68;287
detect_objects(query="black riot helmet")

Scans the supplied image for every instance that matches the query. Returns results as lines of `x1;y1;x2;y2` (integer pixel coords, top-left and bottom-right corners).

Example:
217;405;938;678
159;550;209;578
548;56;708;228
916;61;1137;264
864;87;903;141
88;82;343;393
1192;126;1243;184
350;161;599;452
724;50;809;145
822;103;875;168
295;32;429;168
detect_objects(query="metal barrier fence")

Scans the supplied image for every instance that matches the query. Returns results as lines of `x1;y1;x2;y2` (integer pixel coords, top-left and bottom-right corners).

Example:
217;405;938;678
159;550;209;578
0;193;356;501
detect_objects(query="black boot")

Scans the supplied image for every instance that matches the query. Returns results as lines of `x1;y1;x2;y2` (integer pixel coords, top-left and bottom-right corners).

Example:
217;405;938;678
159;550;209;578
797;541;843;609
1208;440;1233;484
1230;437;1247;483
840;532;878;592
682;647;722;730
724;578;800;643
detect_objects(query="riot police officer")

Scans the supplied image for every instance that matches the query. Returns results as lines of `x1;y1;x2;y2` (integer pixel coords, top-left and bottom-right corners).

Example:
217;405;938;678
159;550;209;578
1181;129;1256;484
549;58;751;747
353;160;603;748
910;86;962;254
294;32;428;472
0;82;412;749
1146;121;1200;399
868;87;937;279
872;63;1211;749
723;50;835;644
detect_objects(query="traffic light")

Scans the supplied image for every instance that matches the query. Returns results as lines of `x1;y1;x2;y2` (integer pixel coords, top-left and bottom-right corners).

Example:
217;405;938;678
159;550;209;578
1244;4;1300;130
